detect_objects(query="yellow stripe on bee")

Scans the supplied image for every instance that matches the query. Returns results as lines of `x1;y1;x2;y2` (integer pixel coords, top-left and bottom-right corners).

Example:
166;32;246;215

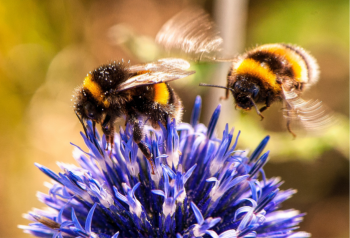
154;83;169;105
235;58;281;92
258;44;308;83
83;74;110;107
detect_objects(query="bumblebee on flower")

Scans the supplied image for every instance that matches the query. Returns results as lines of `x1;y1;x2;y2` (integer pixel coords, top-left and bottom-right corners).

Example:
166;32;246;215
20;96;309;238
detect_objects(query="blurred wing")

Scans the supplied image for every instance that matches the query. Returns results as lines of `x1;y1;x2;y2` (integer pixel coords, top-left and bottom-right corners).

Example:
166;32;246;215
156;8;224;61
282;87;334;134
116;58;195;92
128;58;191;73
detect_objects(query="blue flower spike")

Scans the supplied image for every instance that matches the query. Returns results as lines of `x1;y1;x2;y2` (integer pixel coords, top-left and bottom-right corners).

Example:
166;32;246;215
190;95;202;127
207;104;221;139
114;182;142;217
206;229;238;238
21;96;310;238
191;202;221;237
111;231;120;238
85;203;97;234
152;166;185;218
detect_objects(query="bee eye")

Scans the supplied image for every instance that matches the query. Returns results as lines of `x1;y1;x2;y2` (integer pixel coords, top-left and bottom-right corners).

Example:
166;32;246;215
84;102;97;119
252;88;259;98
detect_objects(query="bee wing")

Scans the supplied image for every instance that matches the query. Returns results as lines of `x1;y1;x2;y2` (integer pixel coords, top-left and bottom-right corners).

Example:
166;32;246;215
156;8;224;61
282;87;334;134
128;58;192;73
115;58;195;92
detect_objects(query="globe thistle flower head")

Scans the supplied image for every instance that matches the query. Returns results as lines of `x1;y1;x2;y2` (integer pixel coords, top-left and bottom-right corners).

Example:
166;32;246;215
20;96;310;238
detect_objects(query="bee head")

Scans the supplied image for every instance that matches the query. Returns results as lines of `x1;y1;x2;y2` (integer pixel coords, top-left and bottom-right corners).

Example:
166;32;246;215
233;80;260;110
73;87;105;123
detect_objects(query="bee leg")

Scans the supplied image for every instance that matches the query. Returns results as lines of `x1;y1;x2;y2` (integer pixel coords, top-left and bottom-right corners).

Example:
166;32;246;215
219;89;229;101
286;118;297;138
75;111;88;138
105;135;109;150
219;92;229;101
109;134;114;157
102;115;115;155
255;109;264;121
219;82;231;101
257;92;273;119
92;121;96;138
132;119;155;174
259;98;271;114
104;132;115;156
138;142;155;174
259;105;269;113
295;82;305;90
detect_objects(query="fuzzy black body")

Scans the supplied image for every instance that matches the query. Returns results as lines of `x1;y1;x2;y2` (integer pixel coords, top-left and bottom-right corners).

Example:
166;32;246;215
73;59;192;173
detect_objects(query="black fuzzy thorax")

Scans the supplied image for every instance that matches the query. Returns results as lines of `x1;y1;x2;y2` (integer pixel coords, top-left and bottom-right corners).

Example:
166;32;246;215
91;62;130;91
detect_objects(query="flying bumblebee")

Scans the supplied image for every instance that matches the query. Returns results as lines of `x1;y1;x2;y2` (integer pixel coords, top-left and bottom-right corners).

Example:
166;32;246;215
73;58;194;173
156;8;333;136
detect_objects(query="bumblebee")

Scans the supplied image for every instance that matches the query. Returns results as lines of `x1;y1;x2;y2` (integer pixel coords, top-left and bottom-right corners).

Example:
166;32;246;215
73;58;194;172
156;9;333;135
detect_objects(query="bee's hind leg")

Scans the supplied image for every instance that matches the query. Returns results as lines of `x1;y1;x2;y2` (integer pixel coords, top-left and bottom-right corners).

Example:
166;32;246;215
286;115;297;139
130;118;156;174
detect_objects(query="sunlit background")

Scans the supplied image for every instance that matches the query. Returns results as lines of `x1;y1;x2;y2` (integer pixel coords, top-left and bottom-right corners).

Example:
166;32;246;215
0;0;348;237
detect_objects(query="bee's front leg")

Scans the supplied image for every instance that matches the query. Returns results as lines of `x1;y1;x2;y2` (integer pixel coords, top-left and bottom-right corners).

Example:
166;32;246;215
259;91;274;114
102;114;115;156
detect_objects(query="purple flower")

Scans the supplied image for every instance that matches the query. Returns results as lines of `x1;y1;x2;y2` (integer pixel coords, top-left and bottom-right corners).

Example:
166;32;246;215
19;96;309;237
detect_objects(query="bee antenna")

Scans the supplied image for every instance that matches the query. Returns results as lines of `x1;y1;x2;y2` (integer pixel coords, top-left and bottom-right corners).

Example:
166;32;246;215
75;111;88;137
199;83;235;94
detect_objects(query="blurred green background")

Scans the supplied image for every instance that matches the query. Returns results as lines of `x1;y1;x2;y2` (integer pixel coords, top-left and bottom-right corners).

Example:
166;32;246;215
0;0;348;237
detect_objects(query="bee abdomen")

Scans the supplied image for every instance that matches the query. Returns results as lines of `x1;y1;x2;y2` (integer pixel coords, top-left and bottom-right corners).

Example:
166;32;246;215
153;83;170;105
